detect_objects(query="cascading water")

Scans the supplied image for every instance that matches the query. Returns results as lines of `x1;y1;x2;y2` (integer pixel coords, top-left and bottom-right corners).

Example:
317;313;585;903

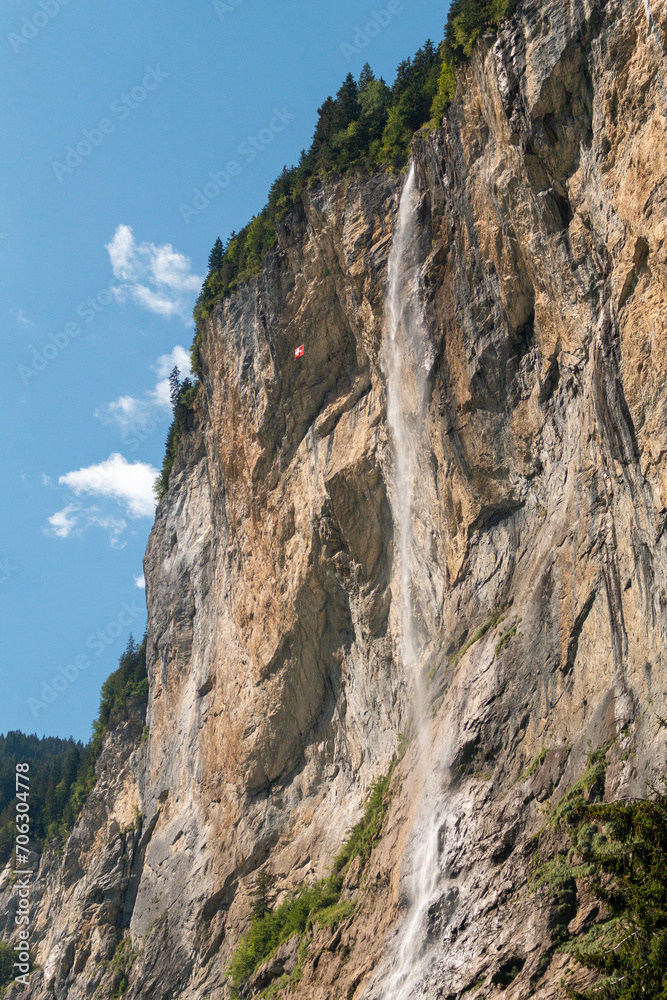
371;163;444;1000
381;161;427;673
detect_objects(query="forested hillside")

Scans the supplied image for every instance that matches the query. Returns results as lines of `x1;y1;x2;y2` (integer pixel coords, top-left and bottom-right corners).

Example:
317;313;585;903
0;637;148;867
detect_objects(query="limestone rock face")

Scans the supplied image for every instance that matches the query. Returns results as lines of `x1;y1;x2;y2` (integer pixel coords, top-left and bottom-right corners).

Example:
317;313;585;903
3;0;667;997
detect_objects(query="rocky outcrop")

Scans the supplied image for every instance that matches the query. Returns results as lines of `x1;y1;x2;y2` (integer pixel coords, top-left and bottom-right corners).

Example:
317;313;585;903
3;0;667;997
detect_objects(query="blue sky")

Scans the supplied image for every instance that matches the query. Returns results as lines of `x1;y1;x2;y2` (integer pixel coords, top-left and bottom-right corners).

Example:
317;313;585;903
2;0;449;743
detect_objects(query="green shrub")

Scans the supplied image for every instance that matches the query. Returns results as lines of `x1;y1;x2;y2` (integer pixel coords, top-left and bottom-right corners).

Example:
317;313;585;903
112;977;128;999
333;766;395;874
519;747;548;782
228;877;342;988
312;899;356;929
430;59;457;125
561;786;667;998
529;740;667;995
0;941;15;995
444;0;516;60
111;935;139;980
548;743;612;832
228;763;395;993
154;374;199;502
449;609;505;667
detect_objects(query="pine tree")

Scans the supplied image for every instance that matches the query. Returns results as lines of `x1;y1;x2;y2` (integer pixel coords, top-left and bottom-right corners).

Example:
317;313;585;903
207;236;225;272
335;72;360;127
358;62;376;92
268;165;298;215
311;96;337;156
250;869;276;921
169;366;181;407
564;789;667;998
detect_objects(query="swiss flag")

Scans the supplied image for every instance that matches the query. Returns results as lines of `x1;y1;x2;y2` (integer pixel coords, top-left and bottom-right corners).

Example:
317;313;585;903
294;344;304;359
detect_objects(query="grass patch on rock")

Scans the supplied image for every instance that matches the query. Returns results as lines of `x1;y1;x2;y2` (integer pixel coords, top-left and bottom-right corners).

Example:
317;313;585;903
519;747;548;783
449;609;505;667
332;766;395;874
227;764;395;995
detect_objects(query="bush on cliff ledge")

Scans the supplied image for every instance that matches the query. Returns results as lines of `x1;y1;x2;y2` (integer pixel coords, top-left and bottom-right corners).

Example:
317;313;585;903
445;0;519;59
533;737;667;997
227;766;395;995
562;789;667;999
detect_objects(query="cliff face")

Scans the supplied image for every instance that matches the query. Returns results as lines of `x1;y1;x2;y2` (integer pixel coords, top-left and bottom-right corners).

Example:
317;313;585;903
4;0;667;997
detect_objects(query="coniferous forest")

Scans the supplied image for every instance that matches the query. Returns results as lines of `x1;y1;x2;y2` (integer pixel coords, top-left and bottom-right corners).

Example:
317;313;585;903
189;0;518;356
0;637;148;869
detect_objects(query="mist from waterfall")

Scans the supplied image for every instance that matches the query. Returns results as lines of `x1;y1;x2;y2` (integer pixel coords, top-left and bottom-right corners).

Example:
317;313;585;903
374;163;443;1000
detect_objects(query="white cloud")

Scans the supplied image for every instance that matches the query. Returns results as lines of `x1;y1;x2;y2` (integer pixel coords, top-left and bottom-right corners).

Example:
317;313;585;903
106;225;203;320
58;453;158;518
11;306;35;327
134;574;146;589
97;394;156;434
90;511;128;549
41;473;51;486
126;285;183;319
95;345;193;434
150;344;193;409
45;503;127;547
154;345;192;380
47;504;79;539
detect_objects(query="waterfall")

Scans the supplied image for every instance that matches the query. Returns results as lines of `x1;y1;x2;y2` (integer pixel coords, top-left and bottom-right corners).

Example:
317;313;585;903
381;161;427;671
372;163;443;1000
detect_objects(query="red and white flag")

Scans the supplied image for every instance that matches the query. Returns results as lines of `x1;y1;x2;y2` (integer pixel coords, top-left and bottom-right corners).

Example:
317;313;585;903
294;344;304;359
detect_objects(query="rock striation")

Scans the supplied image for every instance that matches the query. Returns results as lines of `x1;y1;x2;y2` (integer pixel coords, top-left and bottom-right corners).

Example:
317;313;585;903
3;0;667;996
